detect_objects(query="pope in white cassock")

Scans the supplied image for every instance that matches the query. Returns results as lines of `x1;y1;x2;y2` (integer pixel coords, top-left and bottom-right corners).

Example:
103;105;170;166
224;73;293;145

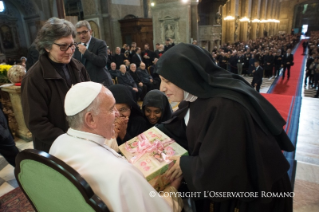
49;82;182;212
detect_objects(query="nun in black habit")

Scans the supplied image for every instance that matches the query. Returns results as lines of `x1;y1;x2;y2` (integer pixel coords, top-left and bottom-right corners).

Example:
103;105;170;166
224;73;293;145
142;90;173;128
155;43;294;212
109;84;148;145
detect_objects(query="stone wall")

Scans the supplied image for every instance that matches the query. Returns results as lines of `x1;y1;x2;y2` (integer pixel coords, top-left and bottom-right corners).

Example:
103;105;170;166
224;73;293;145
151;1;192;45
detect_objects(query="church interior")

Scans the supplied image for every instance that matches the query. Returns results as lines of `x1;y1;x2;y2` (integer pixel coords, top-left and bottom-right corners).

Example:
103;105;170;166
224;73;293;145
0;0;319;211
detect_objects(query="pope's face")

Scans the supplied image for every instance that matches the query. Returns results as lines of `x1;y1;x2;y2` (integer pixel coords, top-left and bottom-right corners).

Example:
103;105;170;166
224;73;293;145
160;75;184;102
95;88;119;139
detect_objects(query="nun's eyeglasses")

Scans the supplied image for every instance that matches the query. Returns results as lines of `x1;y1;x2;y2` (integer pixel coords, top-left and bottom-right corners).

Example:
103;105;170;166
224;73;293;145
118;107;131;113
53;43;77;51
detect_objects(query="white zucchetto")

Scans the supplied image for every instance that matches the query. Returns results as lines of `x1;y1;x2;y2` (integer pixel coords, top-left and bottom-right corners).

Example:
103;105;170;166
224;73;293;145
65;82;102;116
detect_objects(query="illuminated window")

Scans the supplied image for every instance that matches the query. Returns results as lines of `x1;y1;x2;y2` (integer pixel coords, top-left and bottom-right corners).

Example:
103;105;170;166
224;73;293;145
0;1;5;13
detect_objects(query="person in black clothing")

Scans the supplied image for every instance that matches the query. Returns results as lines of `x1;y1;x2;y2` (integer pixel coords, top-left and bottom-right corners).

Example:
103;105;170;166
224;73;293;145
164;38;175;52
263;50;274;78
109;84;148;145
274;51;283;78
106;48;112;70
111;47;124;69
252;61;263;92
229;52;238;74
154;43;160;58
142;44;154;69
117;64;140;101
243;52;251;76
142;90;172;128
109;62;120;80
0;102;19;167
121;44;129;54
148;58;161;88
218;52;228;70
237;51;244;75
137;62;155;91
305;54;315;86
128;63;147;100
131;47;143;68
302;41;308;55
281;49;294;80
155;43;294;212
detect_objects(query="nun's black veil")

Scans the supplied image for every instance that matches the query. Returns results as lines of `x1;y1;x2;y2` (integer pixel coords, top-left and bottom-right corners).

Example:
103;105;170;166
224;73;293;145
142;90;172;126
109;84;148;144
156;43;294;152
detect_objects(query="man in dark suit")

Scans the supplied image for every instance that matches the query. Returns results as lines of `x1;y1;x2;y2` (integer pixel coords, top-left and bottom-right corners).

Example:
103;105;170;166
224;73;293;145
117;64;140;101
111;47;124;69
302;41;308;55
142;44;154;69
251;61;263;93
305;54;315;86
263;50;274;78
73;20;112;87
131;47;142;68
281;49;294;80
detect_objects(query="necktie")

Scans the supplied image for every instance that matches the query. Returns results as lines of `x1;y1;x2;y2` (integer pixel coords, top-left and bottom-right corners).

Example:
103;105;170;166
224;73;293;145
81;43;87;64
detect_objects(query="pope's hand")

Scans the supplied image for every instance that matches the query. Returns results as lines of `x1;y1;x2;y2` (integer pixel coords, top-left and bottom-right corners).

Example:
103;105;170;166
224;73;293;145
166;155;182;181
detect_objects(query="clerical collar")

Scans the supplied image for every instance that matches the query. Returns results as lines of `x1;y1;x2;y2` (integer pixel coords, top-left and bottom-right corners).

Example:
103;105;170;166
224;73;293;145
67;128;121;155
68;128;105;145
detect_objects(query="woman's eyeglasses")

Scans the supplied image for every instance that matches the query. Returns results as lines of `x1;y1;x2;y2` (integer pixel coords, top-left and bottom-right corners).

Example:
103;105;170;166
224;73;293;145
53;43;78;51
118;107;131;114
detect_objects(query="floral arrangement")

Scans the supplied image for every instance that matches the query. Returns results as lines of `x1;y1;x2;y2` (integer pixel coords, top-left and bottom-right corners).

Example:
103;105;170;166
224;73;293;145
0;64;12;83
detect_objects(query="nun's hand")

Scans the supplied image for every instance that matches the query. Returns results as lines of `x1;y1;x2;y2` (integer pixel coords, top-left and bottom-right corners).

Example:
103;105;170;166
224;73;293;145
166;155;182;181
115;117;128;140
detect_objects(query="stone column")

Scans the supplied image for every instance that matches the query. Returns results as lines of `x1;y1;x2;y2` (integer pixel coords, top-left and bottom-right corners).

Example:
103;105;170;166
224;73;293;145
251;22;257;40
239;0;252;42
190;0;199;41
56;0;66;19
1;86;32;141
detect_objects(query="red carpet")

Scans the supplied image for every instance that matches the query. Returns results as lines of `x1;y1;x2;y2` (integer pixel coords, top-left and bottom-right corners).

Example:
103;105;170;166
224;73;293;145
271;41;305;96
261;93;293;129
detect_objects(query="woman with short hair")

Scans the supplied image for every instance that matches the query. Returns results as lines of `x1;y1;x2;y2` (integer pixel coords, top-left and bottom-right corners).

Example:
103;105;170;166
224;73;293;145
21;17;90;152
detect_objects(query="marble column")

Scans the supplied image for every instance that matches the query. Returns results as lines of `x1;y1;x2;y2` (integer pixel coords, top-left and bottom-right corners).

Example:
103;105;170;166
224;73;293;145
1;86;32;141
56;0;66;19
190;0;199;41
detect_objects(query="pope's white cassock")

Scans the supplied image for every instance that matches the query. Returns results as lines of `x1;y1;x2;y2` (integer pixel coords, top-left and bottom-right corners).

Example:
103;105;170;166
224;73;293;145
49;128;179;212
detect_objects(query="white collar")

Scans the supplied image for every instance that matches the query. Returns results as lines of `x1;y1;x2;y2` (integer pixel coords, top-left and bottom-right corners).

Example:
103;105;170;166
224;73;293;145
67;128;119;152
68;128;105;145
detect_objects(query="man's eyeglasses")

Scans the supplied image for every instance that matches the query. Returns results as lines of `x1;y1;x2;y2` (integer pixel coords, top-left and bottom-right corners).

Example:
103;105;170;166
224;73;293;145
77;30;89;36
53;43;77;51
